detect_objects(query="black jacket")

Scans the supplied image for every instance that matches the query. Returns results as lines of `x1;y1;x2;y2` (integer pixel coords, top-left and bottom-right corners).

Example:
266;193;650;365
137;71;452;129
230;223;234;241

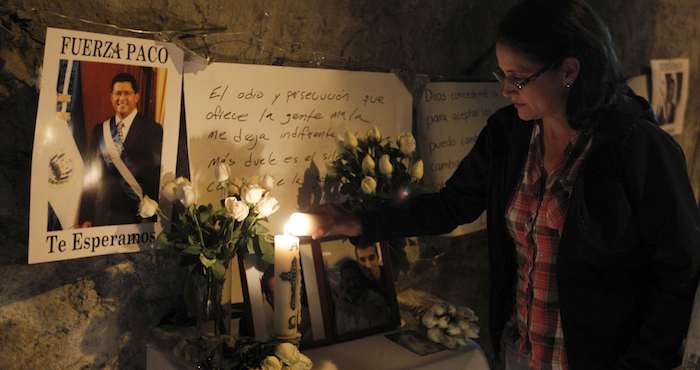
79;112;163;226
359;92;700;369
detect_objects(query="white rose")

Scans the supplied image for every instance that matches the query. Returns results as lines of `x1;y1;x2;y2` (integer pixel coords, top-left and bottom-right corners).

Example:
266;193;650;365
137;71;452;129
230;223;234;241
446;324;462;336
457;306;478;322
255;194;280;218
411;160;424;181
225;197;250;222
441;335;458;349
378;154;393;177
426;327;443;344
215;162;229;182
161;180;178;202
458;319;472;332
431;304;446;316
275;343;300;365
138;195;158;218
398;133;416;155
447;304;457;316
297;353;313;369
361;154;375;175
344;131;358;150
176;182;196;208
360;176;377;194
463;324;479;339
437;316;450;329
261;174;275;190
261;355;282;370
422;311;437;328
455;337;467;347
242;184;266;205
367;126;381;141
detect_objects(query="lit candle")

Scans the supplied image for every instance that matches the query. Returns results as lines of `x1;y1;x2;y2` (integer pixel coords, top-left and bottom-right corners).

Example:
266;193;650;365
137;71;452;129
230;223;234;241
286;212;316;236
273;233;301;339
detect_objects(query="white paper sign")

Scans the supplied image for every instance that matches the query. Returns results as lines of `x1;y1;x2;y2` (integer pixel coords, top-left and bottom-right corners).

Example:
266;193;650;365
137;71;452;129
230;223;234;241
183;62;412;234
416;82;509;236
651;58;689;135
28;28;183;263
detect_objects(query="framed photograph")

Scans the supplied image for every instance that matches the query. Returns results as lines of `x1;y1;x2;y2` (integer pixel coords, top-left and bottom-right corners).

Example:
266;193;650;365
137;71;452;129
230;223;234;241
302;236;401;346
239;235;400;348
651;58;689;135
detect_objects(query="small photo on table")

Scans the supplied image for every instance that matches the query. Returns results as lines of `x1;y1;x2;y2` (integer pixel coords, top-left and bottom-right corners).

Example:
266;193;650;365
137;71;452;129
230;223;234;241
310;237;400;343
385;330;447;356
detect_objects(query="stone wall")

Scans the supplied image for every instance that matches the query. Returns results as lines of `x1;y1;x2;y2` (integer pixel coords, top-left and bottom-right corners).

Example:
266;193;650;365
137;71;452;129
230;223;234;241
0;1;698;369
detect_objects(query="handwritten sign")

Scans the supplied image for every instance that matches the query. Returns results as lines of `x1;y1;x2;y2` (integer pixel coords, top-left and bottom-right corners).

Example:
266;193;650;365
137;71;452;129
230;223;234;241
416;82;508;236
183;62;412;233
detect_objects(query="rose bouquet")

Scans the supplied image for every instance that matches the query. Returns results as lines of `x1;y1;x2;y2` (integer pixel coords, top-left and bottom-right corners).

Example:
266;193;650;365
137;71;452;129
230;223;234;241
138;164;279;334
172;336;312;370
326;127;424;275
420;303;479;349
328;127;423;210
139;166;278;278
252;342;312;370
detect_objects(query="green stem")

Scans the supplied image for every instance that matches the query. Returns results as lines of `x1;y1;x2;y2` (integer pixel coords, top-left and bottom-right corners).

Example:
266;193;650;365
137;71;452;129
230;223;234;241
190;207;207;249
155;208;170;223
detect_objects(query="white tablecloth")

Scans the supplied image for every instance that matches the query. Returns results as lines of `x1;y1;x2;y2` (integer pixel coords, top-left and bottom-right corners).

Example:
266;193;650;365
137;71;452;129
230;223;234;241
305;333;490;370
147;333;491;370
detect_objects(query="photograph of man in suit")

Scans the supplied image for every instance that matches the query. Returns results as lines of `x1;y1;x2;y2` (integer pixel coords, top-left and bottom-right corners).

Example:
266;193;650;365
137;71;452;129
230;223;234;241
79;72;162;227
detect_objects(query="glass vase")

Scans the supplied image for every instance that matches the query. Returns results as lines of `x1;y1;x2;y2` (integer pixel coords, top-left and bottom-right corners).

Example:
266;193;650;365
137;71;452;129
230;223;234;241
184;269;227;337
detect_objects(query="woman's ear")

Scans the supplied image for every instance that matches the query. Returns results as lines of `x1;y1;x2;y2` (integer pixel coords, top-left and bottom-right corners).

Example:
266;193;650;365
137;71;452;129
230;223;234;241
561;57;581;86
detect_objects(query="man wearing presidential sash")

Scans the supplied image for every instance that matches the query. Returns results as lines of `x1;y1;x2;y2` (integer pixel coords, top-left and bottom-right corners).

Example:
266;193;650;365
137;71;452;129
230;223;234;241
79;72;162;227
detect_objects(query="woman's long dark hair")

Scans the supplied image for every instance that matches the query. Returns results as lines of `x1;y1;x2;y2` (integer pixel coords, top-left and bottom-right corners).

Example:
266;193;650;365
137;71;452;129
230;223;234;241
497;0;626;129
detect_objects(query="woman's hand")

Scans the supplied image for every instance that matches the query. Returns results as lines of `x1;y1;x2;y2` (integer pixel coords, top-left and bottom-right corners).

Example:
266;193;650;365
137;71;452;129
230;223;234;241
307;204;362;239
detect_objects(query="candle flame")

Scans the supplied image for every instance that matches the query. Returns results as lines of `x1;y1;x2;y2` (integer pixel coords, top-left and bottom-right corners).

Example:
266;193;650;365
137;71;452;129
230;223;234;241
285;212;313;236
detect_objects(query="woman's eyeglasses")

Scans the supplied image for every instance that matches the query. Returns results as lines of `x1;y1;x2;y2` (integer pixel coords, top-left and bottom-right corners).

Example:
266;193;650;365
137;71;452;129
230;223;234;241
493;63;555;90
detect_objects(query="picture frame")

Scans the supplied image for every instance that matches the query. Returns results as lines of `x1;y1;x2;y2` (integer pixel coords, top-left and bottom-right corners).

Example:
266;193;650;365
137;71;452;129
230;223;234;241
300;235;401;347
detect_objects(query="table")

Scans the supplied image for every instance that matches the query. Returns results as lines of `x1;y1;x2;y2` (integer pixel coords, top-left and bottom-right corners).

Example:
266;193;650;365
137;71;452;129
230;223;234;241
305;333;490;370
146;332;491;370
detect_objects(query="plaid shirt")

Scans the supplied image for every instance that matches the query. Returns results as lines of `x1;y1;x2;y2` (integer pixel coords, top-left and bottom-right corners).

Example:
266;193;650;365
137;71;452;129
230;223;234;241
505;122;592;370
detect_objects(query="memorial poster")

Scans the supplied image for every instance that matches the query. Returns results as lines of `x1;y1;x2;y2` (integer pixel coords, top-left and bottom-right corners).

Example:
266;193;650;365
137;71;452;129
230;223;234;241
28;28;183;263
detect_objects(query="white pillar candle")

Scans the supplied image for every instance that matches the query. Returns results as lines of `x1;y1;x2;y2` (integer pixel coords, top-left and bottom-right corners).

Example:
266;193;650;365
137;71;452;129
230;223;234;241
273;234;301;339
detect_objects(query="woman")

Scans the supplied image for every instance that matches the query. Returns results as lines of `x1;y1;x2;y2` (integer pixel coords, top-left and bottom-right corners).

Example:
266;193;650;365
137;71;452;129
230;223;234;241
311;0;700;369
